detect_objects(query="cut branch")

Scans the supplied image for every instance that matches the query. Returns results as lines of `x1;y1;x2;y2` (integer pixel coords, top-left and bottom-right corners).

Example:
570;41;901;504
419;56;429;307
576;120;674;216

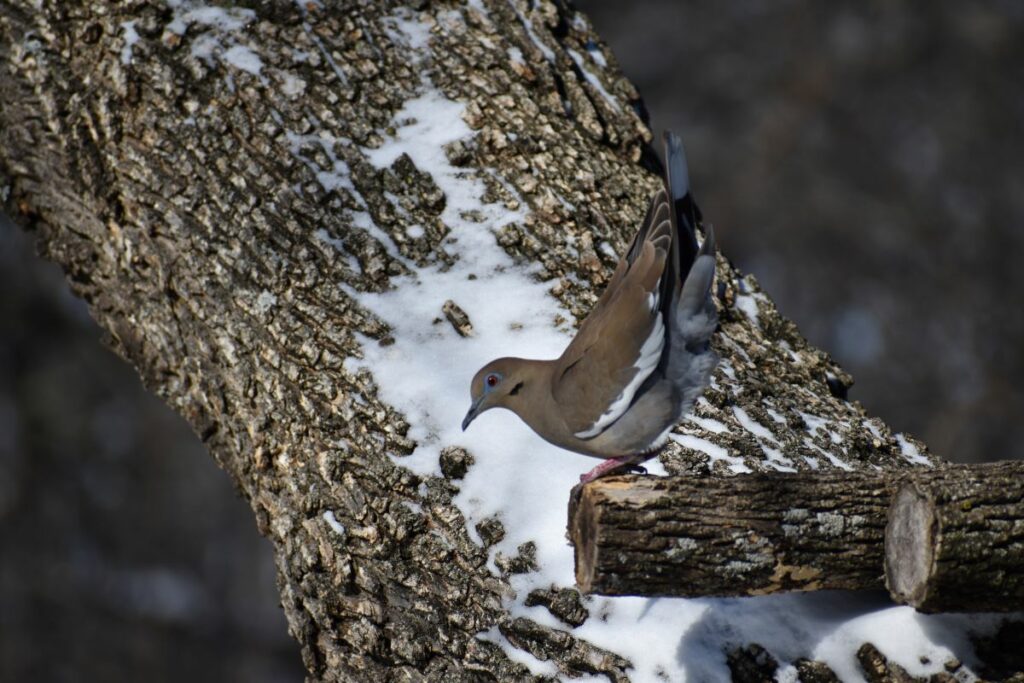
885;461;1024;613
568;473;892;597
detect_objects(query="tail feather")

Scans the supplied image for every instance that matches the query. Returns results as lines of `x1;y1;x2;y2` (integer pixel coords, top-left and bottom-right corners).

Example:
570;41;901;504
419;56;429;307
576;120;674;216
633;130;719;414
678;224;716;318
664;131;717;356
663;131;700;279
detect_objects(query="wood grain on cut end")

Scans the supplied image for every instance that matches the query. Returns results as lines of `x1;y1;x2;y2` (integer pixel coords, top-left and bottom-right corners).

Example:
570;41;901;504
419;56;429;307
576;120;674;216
884;483;935;605
883;462;1024;613
569;484;598;593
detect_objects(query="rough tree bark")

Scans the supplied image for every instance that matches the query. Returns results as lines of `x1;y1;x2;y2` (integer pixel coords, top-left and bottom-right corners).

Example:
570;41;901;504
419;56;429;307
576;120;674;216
569;472;892;597
885;461;1024;613
0;1;945;680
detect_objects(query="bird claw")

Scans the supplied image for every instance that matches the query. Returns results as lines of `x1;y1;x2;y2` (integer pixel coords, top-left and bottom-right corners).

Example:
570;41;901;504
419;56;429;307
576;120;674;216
579;457;648;484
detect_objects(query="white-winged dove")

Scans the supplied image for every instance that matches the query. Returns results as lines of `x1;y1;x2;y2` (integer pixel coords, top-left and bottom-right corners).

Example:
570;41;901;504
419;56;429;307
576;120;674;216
462;131;718;483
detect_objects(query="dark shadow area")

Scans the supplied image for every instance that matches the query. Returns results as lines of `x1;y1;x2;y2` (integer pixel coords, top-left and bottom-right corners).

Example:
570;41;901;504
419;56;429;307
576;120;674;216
578;0;1024;464
0;215;303;681
972;618;1024;681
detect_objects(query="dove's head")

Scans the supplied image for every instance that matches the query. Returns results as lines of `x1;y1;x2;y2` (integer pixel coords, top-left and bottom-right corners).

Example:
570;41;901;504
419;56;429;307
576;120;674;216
461;357;529;431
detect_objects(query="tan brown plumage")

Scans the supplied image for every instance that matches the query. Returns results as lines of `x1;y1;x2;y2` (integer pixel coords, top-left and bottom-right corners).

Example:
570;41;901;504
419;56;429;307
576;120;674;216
462;132;718;483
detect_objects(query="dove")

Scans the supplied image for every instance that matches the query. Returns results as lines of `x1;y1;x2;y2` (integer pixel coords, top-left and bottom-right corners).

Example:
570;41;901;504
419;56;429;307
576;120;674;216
462;131;718;483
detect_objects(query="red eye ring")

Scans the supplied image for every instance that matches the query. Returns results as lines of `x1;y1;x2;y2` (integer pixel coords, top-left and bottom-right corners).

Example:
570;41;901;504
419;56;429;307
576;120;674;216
486;374;499;387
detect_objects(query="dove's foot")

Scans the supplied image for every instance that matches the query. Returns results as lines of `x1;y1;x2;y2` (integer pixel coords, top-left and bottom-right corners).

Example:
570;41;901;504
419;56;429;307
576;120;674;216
579;456;649;484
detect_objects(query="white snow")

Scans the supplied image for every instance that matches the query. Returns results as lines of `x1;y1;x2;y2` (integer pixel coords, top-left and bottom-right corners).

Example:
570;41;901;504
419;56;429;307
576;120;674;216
762;444;797;472
158;2;266;83
735;292;761;329
506;45;525;66
588;44;608;68
671;434;751;474
223;44;263;76
120;21;140;65
567;48;621;112
896;433;932;466
165;3;256;36
285;129;358;196
255;290;277;313
384;12;433;54
733;406;778;443
733;406;797;471
805;438;853;471
323;510;346;536
279;72;306;99
509;1;556;63
864;419;885;441
685;414;729;434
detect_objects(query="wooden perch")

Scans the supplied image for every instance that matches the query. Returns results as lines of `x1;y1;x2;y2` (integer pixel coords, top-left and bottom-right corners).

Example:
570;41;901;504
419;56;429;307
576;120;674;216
569;464;1024;611
568;472;893;597
885;461;1024;613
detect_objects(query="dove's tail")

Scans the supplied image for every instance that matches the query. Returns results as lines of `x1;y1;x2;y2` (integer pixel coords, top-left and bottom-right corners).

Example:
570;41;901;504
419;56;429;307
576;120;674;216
663;131;717;359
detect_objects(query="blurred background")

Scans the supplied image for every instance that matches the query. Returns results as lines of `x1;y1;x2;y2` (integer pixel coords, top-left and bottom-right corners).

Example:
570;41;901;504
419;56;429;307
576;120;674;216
0;214;302;680
1;1;1021;680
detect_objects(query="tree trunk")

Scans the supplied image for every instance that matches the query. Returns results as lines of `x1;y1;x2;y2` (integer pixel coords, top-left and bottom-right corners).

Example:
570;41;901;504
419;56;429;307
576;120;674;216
568;472;892;597
0;0;944;679
885;461;1024;613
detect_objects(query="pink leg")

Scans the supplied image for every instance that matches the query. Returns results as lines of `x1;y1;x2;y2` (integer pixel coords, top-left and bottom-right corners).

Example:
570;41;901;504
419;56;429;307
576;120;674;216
579;455;645;484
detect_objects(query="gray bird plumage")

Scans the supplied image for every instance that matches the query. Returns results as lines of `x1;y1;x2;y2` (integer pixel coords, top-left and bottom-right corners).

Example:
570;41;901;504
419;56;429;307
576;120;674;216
463;131;718;482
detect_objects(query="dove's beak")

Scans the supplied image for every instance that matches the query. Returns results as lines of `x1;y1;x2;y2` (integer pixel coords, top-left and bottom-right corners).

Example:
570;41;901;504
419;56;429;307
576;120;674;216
462;396;484;431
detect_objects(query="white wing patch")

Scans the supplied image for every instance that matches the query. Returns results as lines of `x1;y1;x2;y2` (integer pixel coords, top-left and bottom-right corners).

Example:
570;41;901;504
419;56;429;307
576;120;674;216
575;303;665;439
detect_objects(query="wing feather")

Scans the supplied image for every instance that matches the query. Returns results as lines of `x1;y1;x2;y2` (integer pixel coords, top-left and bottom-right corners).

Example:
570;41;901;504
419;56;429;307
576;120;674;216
552;190;672;438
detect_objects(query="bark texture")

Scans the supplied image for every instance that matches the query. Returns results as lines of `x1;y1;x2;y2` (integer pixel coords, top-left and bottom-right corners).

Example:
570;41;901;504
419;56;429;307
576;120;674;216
569;473;891;597
885;462;1024;613
0;0;941;679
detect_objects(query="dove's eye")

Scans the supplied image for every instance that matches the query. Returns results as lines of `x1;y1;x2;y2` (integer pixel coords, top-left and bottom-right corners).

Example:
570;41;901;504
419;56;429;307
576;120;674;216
486;374;499;388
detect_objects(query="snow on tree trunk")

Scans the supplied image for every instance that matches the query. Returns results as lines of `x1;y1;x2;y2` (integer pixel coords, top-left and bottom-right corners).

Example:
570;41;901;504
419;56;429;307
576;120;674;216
1;0;1012;680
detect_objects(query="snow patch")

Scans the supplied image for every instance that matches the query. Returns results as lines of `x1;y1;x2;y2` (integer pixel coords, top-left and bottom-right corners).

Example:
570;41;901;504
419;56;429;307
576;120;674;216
255;290;277;313
510;1;555;63
384;11;433;55
567;48;620;112
686;414;729;434
733;406;778;443
323;510;346;536
120;21;140;65
672;434;750;473
587;44;608;68
162;2;265;83
223;44;263;76
507;45;525;66
165;3;256;35
735;293;761;329
896;434;932;466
